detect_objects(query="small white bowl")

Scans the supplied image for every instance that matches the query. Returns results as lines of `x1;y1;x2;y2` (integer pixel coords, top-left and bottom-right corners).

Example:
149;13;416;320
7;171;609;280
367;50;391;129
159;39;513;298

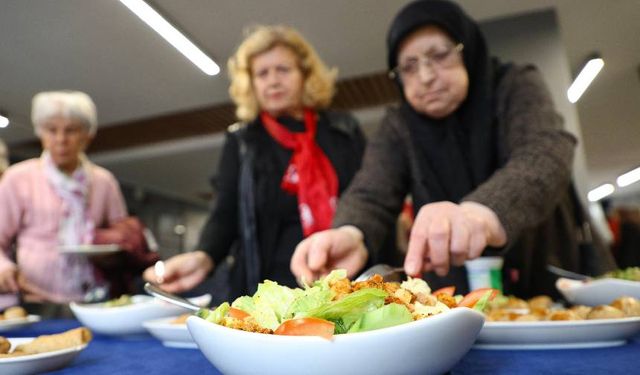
70;294;210;336
143;316;196;349
556;277;640;306
0;315;41;332
187;307;484;375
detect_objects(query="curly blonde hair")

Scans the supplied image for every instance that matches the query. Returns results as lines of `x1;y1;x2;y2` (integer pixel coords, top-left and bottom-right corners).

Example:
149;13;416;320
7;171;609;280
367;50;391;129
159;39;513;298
228;25;337;122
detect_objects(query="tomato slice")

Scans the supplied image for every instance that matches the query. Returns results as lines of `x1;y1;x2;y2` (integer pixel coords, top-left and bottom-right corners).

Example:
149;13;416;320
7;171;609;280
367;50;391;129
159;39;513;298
227;307;250;320
432;286;456;296
457;288;499;308
274;317;335;339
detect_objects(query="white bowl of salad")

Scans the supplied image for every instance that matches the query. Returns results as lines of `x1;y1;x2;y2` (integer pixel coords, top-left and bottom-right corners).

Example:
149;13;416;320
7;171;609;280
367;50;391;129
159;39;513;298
70;294;211;336
187;270;486;375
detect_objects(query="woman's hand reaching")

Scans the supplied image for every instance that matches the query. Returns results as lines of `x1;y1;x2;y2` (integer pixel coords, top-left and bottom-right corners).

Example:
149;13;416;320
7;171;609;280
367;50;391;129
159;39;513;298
143;251;213;293
0;264;19;294
404;201;507;277
290;225;369;284
0;266;63;303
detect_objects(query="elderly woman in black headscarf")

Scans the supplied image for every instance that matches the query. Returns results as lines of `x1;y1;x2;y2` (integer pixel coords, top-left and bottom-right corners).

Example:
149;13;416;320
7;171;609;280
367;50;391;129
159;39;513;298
291;0;616;297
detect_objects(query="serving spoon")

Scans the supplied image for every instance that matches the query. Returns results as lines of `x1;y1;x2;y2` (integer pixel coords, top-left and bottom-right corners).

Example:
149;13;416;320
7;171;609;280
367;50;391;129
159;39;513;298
144;282;201;311
546;265;591;281
354;264;405;282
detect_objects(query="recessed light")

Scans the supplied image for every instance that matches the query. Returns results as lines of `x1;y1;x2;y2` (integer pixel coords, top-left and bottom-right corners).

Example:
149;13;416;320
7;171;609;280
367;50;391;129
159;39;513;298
567;57;604;103
120;0;220;76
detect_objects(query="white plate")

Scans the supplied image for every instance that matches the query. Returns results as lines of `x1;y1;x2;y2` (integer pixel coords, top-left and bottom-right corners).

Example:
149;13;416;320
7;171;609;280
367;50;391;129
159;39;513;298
556;277;640;306
0;337;88;375
475;317;640;350
0;315;40;332
143;316;196;349
187;307;485;375
69;294;210;336
58;244;120;255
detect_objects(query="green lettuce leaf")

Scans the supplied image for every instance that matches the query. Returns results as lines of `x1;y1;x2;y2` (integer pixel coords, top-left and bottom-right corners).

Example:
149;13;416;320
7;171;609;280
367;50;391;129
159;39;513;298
312;269;347;289
473;290;495;312
287;287;332;318
205;302;229;323
304;288;387;321
230;281;301;330
348;303;413;333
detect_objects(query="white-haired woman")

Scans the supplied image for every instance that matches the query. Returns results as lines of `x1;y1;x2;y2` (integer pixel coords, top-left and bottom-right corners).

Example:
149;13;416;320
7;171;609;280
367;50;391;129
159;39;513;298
0;91;129;309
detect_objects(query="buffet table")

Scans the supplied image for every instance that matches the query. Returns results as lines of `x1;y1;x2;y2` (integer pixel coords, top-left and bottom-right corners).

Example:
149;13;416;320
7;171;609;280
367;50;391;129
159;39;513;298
11;319;640;374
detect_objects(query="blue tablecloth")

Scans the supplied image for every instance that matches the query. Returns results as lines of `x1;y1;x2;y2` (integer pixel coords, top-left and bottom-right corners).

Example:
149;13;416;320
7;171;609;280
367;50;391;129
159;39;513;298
7;319;640;374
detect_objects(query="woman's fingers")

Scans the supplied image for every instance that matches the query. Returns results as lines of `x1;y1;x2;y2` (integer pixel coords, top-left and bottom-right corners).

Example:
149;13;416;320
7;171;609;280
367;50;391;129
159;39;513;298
449;214;470;267
142;251;213;293
291;227;368;284
460;201;507;247
291;237;318;285
161;267;208;294
467;219;488;259
142;266;157;283
0;268;19;293
17;273;47;302
307;234;331;271
406;213;432;277
407;201;497;277
340;246;369;279
469;231;487;259
427;217;451;276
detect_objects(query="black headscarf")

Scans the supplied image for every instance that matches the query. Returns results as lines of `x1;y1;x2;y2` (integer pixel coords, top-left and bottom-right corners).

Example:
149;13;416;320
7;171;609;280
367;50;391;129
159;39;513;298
387;0;498;203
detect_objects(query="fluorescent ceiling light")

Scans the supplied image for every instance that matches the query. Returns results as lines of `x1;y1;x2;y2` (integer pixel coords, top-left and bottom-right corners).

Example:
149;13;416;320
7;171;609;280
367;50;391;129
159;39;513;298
617;166;640;187
120;0;220;76
567;57;604;103
0;115;8;128
587;183;614;202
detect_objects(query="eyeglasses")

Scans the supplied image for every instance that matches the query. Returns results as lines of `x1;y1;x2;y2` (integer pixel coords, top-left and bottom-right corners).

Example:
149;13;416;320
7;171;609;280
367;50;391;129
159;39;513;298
389;43;464;80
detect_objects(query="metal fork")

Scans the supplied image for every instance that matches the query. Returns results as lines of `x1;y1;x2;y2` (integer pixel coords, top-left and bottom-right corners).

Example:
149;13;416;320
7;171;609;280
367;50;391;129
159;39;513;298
144;282;201;311
354;264;405;282
546;265;591;281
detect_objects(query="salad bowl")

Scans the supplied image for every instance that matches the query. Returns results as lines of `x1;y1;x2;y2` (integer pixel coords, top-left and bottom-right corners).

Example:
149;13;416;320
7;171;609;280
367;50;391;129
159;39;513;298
187;306;484;375
70;294;210;335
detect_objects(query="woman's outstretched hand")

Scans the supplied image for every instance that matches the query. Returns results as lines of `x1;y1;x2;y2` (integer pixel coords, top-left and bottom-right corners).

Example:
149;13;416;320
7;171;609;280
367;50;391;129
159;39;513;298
0;264;19;294
290;226;368;284
404;201;507;277
143;251;213;293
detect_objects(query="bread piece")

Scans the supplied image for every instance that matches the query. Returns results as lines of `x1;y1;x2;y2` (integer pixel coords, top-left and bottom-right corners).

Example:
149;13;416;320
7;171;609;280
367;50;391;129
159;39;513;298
586;305;625;320
610;297;640;317
3;306;27;319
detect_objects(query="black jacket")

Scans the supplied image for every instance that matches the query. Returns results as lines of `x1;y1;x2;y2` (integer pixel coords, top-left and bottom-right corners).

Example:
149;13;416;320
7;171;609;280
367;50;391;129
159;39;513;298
199;111;365;301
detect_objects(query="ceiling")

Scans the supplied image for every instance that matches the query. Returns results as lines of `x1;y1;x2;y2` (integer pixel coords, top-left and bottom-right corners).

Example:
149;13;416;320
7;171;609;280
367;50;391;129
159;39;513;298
1;0;639;205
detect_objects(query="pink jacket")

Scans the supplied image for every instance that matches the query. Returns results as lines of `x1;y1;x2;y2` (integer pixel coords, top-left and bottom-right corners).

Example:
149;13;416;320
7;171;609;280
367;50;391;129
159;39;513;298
0;158;127;306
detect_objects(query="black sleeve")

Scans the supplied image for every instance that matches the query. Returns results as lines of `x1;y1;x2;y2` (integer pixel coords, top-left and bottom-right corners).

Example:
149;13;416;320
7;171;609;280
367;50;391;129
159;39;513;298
197;132;240;264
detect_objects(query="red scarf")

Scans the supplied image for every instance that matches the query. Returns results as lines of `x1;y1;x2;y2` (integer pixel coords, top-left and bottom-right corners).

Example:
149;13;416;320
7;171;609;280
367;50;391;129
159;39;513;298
260;108;338;237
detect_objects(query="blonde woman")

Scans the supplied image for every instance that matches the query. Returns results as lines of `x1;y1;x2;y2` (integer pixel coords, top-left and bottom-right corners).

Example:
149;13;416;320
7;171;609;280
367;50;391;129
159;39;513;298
144;25;365;300
0;91;130;309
